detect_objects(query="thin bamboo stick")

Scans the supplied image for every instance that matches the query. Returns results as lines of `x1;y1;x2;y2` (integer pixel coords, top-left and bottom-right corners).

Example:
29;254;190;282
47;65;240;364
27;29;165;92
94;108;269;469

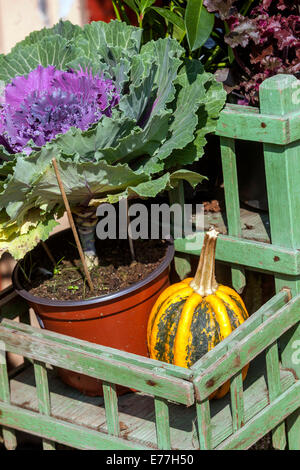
52;158;95;294
41;241;56;266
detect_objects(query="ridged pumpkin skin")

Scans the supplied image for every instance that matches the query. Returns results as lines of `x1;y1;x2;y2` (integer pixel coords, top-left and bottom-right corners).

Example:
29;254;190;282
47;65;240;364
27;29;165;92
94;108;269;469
147;230;249;399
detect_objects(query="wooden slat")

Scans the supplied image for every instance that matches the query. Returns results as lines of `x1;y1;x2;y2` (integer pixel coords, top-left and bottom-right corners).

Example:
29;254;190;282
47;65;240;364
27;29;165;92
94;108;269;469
0;325;194;406
216;381;300;450
33;360;56;450
102;382;120;437
265;342;286;450
193;293;300;400
0;401;150;450
7;357;296;450
0;346;17;450
260;73;300;450
154;397;171;450
1;319;192;382
203;207;271;243
175;232;300;275
216;106;300;145
196;399;211;450
220;136;246;293
230;371;245;432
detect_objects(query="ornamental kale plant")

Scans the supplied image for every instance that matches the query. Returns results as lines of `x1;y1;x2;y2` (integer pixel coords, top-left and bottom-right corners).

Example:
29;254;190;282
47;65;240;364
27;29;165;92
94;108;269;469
0;20;226;267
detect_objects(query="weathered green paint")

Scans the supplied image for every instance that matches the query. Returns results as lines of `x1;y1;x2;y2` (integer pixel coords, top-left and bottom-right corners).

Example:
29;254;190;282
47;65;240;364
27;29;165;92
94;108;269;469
220;136;246;293
154;397;171;450
5;356;295;450
1;319;192;382
230;370;244;432
175;233;300;276
33;360;56;450
0;319;298;450
260;74;300;450
102;382;120;437
216;381;300;450
0;324;194;406
0;401;150;450
196;399;211;450
0;347;17;450
265;342;286;450
216;104;300;145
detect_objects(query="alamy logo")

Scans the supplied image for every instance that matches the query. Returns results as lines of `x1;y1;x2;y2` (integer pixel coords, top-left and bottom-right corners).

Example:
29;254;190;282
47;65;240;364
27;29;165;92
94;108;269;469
291;340;300;365
96;199;204;249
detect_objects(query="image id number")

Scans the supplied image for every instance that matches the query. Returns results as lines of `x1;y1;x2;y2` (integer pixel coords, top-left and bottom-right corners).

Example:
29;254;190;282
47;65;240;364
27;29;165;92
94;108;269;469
149;454;193;465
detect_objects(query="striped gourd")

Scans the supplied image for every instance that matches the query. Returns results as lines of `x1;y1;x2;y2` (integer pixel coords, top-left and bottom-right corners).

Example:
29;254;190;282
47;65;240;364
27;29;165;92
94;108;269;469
147;228;249;399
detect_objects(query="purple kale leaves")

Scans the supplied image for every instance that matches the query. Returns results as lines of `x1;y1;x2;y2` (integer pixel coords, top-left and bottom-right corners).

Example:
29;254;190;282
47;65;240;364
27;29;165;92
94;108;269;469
0;65;120;154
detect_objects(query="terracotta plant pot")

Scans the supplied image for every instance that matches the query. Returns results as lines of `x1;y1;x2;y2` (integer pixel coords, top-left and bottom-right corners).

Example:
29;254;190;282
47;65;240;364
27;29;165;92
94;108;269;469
12;233;174;396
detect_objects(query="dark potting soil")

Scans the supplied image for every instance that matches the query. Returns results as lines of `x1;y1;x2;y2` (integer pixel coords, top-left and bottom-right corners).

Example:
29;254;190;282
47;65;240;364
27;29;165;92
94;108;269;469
20;230;169;301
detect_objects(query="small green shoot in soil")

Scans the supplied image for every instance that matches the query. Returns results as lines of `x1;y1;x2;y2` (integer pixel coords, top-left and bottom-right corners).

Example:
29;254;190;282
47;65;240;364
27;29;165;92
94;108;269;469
67;285;79;291
53;256;65;275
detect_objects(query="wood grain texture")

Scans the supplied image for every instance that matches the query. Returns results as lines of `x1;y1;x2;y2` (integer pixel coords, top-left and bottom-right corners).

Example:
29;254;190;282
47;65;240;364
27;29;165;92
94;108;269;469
33;360;56;450
0;324;194;406
0;347;17;450
1;319;192;381
154;397;171;450
260;74;300;450
216;104;300;144
196;399;211;450
265;342;286;450
3;355;295;450
230;371;245;432
175;232;300;276
102;381;120;437
216;381;300;450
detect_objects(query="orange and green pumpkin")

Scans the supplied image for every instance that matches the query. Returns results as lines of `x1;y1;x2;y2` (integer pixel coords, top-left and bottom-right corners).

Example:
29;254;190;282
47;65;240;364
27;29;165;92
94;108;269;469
147;228;249;399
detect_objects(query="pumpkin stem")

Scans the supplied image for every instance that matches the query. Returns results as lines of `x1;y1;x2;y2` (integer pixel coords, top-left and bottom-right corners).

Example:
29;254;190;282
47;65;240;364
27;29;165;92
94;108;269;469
189;228;219;296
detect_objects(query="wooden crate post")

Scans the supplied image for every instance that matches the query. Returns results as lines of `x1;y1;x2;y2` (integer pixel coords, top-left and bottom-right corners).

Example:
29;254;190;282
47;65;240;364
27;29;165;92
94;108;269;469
220;136;246;293
260;74;300;450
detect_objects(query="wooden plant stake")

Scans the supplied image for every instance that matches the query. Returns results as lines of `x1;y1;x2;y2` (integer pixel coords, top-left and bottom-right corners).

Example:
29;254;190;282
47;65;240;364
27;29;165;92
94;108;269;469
41;241;56;266
52;158;95;295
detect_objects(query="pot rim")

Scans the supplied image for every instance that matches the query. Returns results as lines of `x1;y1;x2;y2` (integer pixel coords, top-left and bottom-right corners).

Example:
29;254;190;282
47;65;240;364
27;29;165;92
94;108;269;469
12;233;175;308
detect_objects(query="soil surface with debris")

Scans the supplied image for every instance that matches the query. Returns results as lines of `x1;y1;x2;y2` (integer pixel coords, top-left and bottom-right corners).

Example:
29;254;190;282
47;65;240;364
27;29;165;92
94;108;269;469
18;230;170;301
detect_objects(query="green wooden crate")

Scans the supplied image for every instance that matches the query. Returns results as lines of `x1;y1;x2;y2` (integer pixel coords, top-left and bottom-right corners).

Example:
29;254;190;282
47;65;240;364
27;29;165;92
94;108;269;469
0;74;299;450
0;288;299;450
174;74;300;450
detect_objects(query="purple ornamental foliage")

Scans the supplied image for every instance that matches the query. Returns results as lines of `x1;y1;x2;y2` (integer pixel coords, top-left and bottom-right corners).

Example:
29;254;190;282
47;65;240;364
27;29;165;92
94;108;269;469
0;65;120;154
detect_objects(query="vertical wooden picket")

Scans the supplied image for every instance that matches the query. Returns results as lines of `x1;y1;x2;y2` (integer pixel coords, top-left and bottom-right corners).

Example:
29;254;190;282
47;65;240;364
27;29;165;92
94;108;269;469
0;347;17;450
154;397;171;450
220;137;246;293
260;74;300;450
196;399;212;450
102;381;120;437
33;360;56;450
230;372;245;432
